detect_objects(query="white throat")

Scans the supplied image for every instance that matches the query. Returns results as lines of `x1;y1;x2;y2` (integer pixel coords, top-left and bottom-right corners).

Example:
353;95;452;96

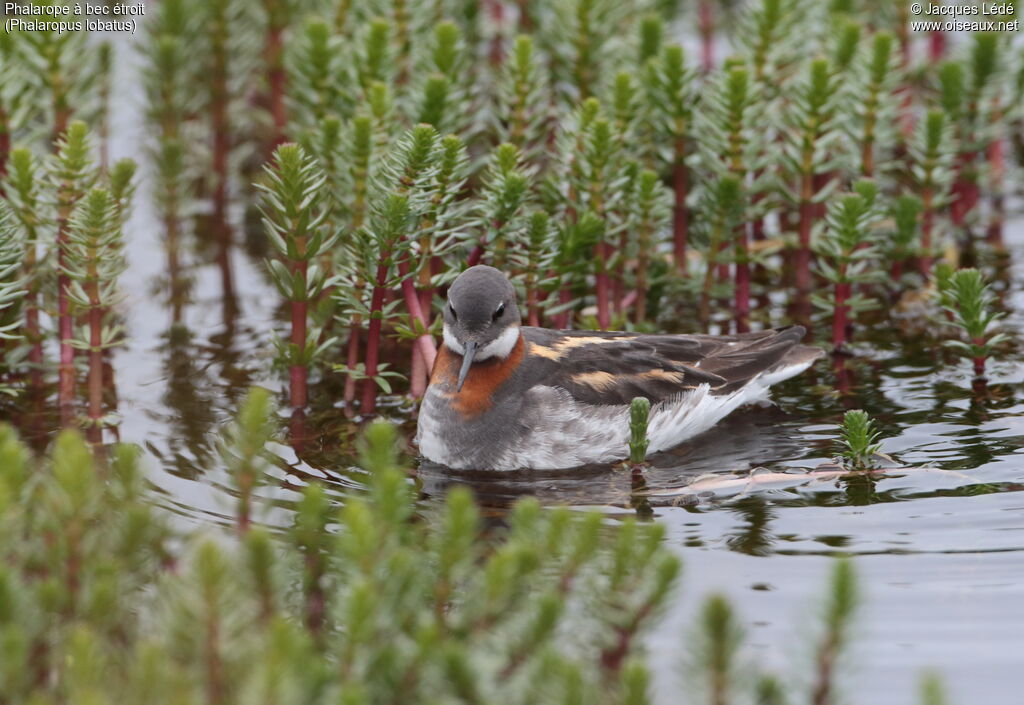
443;324;521;361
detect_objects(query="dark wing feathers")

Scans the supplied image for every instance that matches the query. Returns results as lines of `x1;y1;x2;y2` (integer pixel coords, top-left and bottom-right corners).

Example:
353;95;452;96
521;325;811;405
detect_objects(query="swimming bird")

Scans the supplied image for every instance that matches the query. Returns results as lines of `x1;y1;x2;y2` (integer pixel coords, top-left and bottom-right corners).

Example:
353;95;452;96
416;265;822;471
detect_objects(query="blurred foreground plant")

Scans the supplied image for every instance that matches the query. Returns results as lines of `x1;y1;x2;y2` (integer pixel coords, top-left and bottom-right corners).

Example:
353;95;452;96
0;389;953;705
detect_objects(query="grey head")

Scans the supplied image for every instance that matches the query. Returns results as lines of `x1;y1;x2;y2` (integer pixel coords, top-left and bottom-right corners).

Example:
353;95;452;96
443;265;522;391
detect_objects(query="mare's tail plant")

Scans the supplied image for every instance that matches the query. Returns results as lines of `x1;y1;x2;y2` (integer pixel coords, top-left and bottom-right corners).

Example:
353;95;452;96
697;62;762;332
258;143;338;410
645;44;695;273
49;122;97;424
853;31;899;178
782;57;846;295
908;110;956;275
144;0;197;322
888;195;922;282
693;594;743;705
63;186;130;442
838;409;881;470
697;175;743;329
813;180;881;352
0;204;26;396
941;268;1006;379
219;386;276;533
4;149;43;385
628;396;650;467
811;558;859;705
359;125;441;413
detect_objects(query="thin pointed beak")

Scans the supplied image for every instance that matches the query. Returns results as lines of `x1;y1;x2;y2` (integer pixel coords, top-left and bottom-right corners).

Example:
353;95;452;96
456;341;477;392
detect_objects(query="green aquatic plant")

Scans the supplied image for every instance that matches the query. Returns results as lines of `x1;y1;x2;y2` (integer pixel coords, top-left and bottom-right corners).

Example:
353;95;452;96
3;149;43;384
813;180;881;352
494;34;551;167
697;62;763;332
628;396;651;466
887;194;922;281
644;43;695;272
218;386;277;533
143;0;196;322
838;409;881;469
359;125;441;412
49;122;97;424
696;175;744;329
909;109;956;275
287;17;352;147
811;558;859;705
693;594;743;705
782;57;846;295
941;268;1007;379
629;169;671;324
257;143;338;410
852;31;900;178
0;204;26;396
63;187;129;442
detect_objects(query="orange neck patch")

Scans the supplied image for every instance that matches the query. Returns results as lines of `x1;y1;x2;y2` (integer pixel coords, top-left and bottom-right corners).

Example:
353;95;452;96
430;334;525;418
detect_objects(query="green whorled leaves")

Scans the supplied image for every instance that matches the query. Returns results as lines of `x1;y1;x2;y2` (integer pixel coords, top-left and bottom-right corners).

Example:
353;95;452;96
812;180;883;316
0;204;26;343
477;143;533;252
910;110;957;207
287;17;353;144
888;194;922;264
494;35;551;166
941;268;1008;365
838;409;882;469
643;43;695;169
49;121;98;213
628;397;650;465
780;57;848;202
258;143;338;301
62;188;128;351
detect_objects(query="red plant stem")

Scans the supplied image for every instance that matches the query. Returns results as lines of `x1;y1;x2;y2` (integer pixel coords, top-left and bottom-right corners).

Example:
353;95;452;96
466;243;484;267
972;344;986;379
735;225;750;333
672;147;689;273
987;136;1005;246
398;261;437;371
87;306;103;444
950;153;979;230
919;189;934;275
57;214;75;426
891;259;903;281
555;288;572;329
289;300;308;409
595;243;611;330
796;176;814;294
698;1;714;73
929;31;946;62
360;261;390;414
410;344;426;398
342;321;360;409
210;11;234;303
517;0;533;31
832;272;849;352
488;0;505;66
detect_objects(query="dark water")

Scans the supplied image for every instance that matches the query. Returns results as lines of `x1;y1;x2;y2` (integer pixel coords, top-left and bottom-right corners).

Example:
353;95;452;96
43;38;1024;705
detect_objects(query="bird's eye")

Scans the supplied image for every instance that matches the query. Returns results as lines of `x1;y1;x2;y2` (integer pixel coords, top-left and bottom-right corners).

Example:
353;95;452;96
492;303;505;321
448;302;458;321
